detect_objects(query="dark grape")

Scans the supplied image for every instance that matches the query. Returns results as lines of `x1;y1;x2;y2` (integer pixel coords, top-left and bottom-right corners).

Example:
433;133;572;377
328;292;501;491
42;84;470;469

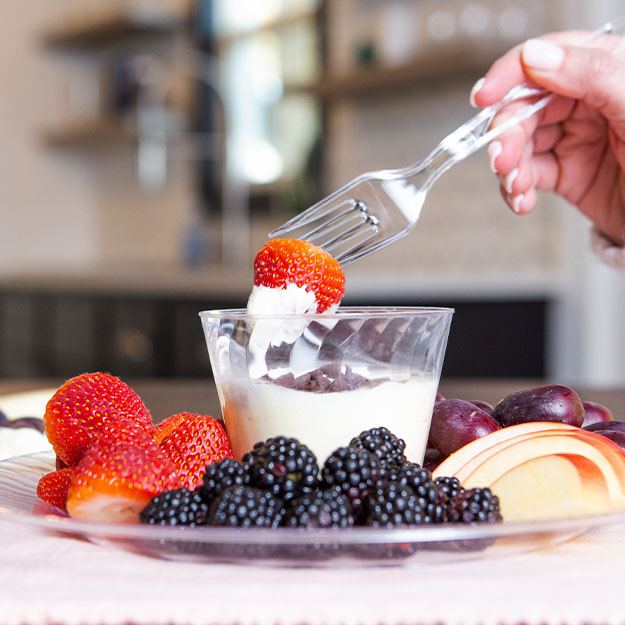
429;399;500;457
469;400;494;414
582;400;614;427
7;417;45;433
423;448;444;472
591;429;625;451
584;421;625;434
492;385;584;428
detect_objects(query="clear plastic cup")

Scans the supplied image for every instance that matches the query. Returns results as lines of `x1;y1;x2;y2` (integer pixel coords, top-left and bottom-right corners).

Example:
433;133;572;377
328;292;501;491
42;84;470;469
200;307;453;464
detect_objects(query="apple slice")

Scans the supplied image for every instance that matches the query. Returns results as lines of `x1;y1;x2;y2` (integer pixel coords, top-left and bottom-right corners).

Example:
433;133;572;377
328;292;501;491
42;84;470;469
462;432;625;503
451;428;580;483
452;426;625;484
489;455;612;521
432;422;578;480
571;429;625;486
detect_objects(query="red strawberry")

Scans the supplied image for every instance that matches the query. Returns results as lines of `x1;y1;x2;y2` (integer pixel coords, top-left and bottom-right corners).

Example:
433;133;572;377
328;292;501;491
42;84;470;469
55;456;69;470
36;466;77;511
154;413;188;445
66;419;178;523
158;413;233;490
253;238;345;313
44;372;154;466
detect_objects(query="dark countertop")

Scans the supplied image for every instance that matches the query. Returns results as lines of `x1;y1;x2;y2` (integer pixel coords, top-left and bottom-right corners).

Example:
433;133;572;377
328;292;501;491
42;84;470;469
1;378;623;422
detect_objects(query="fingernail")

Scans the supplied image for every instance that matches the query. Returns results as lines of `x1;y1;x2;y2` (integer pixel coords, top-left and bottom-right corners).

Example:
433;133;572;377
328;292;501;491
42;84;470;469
512;194;525;214
470;77;485;107
522;39;565;71
505;168;519;194
488;142;502;173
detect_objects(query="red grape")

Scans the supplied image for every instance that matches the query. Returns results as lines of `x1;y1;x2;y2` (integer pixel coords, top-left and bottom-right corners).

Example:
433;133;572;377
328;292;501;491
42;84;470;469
582;400;614;427
429;399;501;457
492;384;584;428
592;429;625;451
584;421;625;434
469;400;494;414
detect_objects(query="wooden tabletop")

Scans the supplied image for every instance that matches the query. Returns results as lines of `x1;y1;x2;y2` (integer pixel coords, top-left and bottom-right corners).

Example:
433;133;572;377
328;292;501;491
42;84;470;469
1;378;624;421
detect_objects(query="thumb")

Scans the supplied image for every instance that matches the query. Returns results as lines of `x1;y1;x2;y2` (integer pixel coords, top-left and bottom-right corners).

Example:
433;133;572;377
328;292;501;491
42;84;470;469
521;38;625;122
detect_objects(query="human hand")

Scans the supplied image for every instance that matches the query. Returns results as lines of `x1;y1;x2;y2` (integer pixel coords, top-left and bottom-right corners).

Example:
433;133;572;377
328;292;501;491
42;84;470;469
472;32;625;246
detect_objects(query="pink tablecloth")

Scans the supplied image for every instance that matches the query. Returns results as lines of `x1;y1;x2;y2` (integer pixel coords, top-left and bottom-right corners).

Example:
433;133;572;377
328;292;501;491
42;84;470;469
0;518;623;625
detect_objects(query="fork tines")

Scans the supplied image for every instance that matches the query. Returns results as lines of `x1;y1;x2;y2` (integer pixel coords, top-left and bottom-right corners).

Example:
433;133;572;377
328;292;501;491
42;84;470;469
269;199;381;264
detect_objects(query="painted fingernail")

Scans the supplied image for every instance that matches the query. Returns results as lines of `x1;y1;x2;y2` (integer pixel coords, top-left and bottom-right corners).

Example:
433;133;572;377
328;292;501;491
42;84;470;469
505;168;519;194
488;142;503;173
522;39;565;71
470;77;485;107
512;194;525;214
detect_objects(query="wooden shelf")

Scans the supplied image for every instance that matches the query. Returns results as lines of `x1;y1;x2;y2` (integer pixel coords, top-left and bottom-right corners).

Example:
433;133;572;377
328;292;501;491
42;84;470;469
42;9;183;49
41;119;136;148
285;46;490;100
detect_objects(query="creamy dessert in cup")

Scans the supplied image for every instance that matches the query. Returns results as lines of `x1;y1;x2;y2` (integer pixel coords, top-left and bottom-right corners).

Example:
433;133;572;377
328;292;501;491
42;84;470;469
221;371;439;465
201;239;452;464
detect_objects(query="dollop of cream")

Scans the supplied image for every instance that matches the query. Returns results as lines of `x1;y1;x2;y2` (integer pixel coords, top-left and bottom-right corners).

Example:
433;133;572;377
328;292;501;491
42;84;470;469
246;284;318;379
247;283;318;316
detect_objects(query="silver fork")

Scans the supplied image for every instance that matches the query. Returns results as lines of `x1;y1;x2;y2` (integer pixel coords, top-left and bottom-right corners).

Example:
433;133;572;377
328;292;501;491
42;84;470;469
270;17;625;266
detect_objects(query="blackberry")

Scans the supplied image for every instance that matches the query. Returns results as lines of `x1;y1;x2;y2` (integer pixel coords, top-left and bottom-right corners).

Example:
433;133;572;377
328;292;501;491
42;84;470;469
394;462;432;492
243;436;319;502
434;476;464;502
367;481;430;527
448;487;502;524
350;427;406;469
208;486;285;528
321;446;382;515
201;459;250;502
383;462;446;523
285;487;354;529
139;488;209;527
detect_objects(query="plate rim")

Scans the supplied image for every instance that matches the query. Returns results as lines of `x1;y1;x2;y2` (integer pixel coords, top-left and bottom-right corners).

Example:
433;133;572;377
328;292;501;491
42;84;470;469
1;451;624;546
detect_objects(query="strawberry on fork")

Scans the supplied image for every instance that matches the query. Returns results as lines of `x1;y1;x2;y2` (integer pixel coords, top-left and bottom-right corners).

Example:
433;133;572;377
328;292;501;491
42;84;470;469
253;238;345;313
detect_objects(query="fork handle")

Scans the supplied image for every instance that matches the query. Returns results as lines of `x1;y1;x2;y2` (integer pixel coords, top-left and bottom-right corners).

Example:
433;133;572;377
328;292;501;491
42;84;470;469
421;86;552;184
403;15;625;187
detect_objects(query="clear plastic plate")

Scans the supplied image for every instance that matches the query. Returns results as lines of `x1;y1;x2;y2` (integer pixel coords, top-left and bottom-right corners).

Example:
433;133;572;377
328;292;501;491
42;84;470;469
1;451;623;568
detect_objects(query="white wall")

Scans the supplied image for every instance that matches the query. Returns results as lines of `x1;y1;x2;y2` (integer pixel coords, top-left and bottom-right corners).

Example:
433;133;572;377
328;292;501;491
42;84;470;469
0;1;98;270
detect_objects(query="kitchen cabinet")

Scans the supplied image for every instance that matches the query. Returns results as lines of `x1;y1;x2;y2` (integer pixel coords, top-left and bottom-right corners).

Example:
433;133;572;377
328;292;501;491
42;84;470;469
0;288;546;380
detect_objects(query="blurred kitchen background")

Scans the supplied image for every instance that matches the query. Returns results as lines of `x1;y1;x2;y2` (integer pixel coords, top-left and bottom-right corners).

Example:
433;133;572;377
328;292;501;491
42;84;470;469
0;0;623;386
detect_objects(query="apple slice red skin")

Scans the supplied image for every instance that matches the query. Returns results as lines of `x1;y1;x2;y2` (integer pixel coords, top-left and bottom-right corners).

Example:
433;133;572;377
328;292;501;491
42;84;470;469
462;430;625;502
582;400;614;427
584;421;625;434
492;384;584;428
432;421;578;480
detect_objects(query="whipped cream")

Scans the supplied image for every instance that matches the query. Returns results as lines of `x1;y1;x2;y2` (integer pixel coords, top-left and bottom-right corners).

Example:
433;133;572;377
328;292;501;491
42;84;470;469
247;283;322;379
0;427;52;461
247;283;318;315
222;377;438;463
